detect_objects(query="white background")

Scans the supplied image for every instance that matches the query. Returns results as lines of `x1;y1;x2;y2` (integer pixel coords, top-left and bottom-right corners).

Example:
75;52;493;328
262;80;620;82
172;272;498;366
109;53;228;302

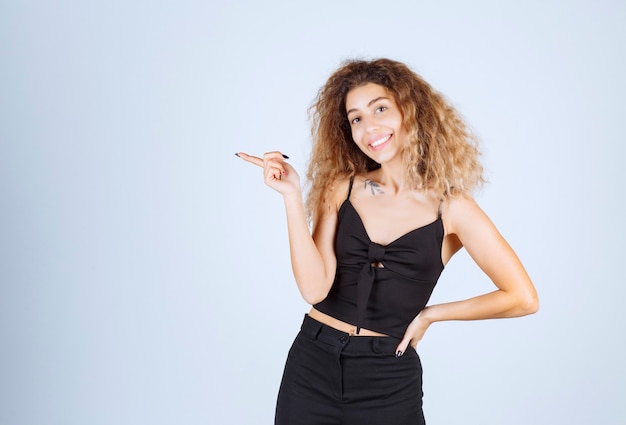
1;1;624;424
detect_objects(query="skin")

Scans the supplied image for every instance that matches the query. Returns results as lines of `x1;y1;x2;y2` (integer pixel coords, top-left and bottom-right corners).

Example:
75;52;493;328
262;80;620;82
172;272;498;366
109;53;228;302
237;82;538;356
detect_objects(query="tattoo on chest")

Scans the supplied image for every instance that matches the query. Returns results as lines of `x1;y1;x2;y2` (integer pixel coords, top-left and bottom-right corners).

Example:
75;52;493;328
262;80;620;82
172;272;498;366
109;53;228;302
364;179;384;195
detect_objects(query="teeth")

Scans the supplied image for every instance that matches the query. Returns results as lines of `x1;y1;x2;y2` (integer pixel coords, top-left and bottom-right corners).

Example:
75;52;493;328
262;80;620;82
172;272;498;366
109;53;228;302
371;135;390;147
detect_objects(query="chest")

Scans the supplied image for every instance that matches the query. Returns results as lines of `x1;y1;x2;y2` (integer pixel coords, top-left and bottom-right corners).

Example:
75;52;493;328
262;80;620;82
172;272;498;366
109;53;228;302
349;197;439;246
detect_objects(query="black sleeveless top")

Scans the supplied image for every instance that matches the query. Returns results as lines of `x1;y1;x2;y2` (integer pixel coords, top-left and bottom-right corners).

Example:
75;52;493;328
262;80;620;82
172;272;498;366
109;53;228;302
314;177;445;338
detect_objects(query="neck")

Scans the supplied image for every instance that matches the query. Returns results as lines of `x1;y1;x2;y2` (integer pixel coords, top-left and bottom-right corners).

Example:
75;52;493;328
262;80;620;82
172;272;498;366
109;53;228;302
374;160;408;194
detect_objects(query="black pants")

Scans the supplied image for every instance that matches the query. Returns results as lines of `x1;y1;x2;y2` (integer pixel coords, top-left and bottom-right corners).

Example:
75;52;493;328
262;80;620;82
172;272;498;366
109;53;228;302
275;315;425;425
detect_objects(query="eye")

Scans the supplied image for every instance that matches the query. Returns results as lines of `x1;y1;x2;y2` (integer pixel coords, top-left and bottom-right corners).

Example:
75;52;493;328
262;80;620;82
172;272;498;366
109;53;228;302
376;106;387;113
350;116;361;125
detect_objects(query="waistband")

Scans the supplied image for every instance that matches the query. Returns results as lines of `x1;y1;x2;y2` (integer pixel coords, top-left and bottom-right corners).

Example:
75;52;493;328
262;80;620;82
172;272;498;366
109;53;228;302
300;314;401;354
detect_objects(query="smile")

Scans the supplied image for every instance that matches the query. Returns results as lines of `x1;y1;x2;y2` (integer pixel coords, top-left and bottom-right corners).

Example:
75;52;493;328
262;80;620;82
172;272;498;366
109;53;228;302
369;134;391;149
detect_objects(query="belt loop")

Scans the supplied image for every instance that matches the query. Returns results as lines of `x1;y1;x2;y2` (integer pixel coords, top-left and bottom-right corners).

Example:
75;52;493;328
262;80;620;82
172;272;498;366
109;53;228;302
303;314;323;340
372;338;380;353
312;322;323;340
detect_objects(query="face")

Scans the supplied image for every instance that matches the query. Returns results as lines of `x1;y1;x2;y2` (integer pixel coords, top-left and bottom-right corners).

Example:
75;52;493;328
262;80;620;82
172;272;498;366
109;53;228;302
345;83;406;165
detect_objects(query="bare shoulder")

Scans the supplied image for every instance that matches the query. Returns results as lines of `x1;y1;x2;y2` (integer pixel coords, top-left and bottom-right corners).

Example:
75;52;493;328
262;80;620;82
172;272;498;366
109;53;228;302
327;175;353;209
311;175;351;247
440;193;491;236
314;174;352;219
443;193;480;213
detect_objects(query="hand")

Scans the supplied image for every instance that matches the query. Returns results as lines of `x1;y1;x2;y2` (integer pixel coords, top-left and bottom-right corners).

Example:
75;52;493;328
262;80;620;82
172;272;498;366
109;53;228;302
395;308;432;357
236;151;301;196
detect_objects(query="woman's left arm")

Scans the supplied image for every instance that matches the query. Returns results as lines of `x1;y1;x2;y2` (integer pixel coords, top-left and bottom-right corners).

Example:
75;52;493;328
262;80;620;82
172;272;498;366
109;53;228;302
396;195;539;354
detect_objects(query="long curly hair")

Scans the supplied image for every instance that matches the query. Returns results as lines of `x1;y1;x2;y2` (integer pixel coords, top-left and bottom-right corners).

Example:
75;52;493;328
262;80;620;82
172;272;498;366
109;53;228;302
305;58;484;218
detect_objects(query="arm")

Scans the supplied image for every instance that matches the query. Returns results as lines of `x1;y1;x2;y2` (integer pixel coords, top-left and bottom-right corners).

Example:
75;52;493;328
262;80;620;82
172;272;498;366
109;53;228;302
282;188;339;304
428;195;539;320
396;195;539;354
237;151;340;304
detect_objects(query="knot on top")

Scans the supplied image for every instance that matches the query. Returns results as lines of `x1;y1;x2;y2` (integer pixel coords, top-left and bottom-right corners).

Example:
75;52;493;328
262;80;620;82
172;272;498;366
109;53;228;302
356;242;386;335
368;242;386;262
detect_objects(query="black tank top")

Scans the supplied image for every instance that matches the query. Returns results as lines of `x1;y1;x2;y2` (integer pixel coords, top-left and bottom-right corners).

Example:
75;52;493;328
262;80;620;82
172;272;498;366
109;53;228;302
314;176;445;338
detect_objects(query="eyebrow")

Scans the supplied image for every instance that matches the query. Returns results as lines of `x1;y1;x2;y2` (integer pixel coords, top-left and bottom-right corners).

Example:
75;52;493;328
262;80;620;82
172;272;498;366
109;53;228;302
346;96;389;115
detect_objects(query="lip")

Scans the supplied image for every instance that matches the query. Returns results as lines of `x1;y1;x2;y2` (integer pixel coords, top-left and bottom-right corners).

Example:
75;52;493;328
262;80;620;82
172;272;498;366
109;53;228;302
368;134;392;151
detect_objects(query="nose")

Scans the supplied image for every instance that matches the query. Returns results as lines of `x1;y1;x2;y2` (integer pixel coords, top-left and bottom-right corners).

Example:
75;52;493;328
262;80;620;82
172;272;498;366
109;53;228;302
364;116;380;133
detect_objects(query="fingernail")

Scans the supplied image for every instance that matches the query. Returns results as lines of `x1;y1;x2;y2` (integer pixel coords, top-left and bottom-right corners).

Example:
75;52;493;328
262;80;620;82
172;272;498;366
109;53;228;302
282;154;289;159
234;153;240;157
395;350;403;358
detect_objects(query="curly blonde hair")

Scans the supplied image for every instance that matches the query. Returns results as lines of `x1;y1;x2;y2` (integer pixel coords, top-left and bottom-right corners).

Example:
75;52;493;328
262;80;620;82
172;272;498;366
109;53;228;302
305;58;484;218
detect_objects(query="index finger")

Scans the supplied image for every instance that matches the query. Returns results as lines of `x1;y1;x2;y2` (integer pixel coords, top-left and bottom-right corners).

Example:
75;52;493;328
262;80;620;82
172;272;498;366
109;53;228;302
236;152;264;168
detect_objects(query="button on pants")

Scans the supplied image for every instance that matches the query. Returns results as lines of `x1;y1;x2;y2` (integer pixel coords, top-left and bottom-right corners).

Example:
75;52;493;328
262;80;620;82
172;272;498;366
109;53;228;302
275;315;425;425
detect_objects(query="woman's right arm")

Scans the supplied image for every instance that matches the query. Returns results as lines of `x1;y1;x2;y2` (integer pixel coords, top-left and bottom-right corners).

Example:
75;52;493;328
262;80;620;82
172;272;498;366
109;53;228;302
237;151;341;304
283;188;338;304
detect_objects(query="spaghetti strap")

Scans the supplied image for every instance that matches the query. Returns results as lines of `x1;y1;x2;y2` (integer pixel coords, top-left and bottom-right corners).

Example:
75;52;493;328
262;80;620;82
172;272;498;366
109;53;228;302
437;198;444;218
346;175;355;201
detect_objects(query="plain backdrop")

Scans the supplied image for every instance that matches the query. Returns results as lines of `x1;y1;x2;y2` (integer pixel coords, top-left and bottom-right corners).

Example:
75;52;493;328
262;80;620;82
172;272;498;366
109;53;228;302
1;0;625;424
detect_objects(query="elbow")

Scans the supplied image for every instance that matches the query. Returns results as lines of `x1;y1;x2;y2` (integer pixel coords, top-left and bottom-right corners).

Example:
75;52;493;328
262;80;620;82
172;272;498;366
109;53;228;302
297;273;333;305
518;292;540;316
299;284;330;305
302;290;328;305
529;296;540;314
304;295;325;305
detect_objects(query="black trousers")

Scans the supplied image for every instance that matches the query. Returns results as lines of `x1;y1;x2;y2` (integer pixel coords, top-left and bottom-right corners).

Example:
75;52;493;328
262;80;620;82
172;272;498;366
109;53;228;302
275;315;425;425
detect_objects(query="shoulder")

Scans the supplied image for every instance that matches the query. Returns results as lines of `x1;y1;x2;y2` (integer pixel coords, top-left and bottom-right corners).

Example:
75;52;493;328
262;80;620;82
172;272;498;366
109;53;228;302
311;175;352;238
443;193;479;212
439;193;509;264
440;193;489;236
317;174;352;216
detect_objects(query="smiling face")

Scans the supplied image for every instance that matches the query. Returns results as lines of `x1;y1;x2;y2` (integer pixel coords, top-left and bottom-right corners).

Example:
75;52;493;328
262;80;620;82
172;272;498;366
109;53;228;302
345;83;406;166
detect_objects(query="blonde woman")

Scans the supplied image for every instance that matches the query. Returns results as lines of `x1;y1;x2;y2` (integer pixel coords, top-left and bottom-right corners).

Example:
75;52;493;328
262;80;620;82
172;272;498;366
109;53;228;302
237;58;538;425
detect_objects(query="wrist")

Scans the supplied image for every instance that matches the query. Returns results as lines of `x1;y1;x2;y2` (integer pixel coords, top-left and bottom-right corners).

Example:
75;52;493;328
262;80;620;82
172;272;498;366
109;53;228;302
283;191;303;204
419;305;436;325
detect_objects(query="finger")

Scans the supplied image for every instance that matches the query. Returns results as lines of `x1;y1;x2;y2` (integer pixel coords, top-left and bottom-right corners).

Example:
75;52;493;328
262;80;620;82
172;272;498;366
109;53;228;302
235;152;264;168
263;151;290;161
262;159;284;180
265;166;283;183
395;337;411;358
265;158;287;177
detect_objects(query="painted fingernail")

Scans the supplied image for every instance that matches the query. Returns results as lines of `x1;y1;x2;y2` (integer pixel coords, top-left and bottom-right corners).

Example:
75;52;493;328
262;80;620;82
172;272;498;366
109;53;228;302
234;153;240;157
395;350;403;358
282;154;289;159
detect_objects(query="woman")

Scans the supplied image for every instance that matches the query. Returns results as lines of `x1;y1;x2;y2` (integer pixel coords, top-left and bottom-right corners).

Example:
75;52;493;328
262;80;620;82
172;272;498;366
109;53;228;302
237;58;538;425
